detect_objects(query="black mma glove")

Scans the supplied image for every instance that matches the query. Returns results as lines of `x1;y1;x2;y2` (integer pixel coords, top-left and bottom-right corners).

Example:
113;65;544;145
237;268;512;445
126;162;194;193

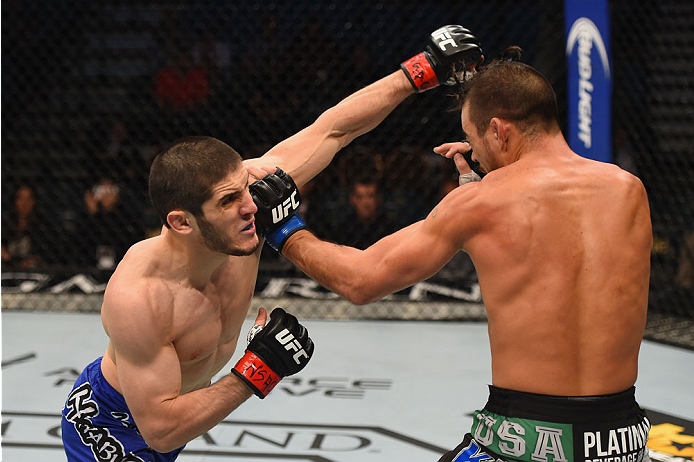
232;307;314;398
249;167;306;253
401;25;483;93
460;140;486;180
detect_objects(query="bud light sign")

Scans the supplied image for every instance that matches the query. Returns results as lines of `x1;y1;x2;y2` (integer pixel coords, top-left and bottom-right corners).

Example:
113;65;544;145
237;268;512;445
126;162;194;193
565;0;612;162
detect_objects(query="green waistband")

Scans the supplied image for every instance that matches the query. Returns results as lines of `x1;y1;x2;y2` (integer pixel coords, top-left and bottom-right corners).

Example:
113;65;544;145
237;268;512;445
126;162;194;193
470;408;650;462
472;409;574;462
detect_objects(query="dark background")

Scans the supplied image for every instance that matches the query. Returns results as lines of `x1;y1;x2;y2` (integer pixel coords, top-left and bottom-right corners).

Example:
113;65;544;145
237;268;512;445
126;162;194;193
2;1;692;329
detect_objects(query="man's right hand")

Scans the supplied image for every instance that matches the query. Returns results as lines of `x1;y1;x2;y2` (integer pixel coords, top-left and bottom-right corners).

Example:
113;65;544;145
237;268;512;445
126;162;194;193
401;25;483;93
232;307;314;398
250;167;306;253
435;141;485;181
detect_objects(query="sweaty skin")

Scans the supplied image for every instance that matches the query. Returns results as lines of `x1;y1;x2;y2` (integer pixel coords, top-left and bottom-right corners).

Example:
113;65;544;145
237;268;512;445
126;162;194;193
283;103;652;397
98;71;415;453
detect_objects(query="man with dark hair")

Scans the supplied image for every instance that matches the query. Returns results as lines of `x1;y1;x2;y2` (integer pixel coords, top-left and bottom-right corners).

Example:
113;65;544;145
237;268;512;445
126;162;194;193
256;58;653;462
61;25;483;462
1;184;44;269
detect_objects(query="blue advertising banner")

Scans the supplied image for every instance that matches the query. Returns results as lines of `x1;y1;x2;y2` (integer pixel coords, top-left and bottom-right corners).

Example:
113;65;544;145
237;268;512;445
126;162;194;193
565;0;612;162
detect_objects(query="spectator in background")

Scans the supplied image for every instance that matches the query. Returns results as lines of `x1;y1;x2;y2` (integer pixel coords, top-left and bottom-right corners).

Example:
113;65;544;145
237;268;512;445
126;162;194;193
153;45;211;139
649;227;694;310
94;118;148;199
292;154;345;243
429;171;478;285
82;176;144;270
193;30;231;82
383;145;432;225
154;46;209;114
1;184;46;269
437;170;460;200
327;175;400;250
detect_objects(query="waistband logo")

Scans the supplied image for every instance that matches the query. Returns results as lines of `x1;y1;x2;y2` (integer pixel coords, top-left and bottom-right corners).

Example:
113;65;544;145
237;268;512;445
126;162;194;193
584;416;651;460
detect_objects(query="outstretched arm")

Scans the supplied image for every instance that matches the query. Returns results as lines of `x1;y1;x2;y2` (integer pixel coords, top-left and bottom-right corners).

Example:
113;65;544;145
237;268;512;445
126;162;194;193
244;24;484;187
281;189;476;304
244;71;413;187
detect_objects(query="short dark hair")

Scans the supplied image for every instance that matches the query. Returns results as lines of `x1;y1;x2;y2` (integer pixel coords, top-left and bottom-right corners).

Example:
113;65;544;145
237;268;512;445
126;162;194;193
149;136;243;227
461;57;560;138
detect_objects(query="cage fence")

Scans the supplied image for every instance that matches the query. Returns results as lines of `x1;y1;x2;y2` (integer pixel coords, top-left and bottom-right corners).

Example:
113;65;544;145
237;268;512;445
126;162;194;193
2;0;693;349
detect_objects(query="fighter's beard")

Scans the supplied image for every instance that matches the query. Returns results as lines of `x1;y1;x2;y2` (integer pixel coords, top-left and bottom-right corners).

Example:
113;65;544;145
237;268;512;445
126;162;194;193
197;215;259;257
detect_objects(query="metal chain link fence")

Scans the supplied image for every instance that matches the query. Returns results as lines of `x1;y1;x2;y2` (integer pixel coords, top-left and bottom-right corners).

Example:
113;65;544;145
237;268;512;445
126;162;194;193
2;1;693;347
611;0;694;347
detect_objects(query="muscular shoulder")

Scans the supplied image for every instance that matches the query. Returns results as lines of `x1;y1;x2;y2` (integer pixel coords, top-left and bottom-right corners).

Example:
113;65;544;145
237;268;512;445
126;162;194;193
427;181;497;246
102;274;174;340
584;160;649;207
614;165;647;197
444;172;519;215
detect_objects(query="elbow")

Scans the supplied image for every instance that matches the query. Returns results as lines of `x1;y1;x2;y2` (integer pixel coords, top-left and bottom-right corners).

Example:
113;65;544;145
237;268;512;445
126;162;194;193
347;293;378;306
144;436;181;455
140;426;183;454
339;278;382;306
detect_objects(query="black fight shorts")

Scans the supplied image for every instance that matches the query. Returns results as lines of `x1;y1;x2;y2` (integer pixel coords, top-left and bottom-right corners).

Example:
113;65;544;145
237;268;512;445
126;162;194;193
439;385;651;462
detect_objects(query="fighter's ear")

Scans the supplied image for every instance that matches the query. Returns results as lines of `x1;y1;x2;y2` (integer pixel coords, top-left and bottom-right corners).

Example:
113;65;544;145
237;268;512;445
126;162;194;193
489;117;511;151
167;210;194;234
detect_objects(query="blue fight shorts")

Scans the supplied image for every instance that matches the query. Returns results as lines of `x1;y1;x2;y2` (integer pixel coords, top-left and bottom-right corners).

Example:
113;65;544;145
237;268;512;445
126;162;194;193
439;385;651;462
61;357;185;462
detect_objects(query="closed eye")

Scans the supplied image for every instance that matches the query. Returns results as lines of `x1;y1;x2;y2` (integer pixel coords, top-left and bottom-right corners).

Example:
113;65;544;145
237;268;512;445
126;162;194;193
220;193;240;206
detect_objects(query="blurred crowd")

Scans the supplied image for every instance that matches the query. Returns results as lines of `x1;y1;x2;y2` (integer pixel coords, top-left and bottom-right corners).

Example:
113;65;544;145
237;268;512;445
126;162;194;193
2;4;691;307
1;135;479;284
2;8;481;288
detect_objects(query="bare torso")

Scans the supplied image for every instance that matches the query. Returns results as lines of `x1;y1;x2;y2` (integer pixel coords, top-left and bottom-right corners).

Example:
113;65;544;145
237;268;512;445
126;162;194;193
101;234;262;395
463;153;652;396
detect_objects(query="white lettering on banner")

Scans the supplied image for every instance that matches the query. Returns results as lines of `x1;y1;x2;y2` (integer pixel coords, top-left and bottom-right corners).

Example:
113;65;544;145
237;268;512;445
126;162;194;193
577;36;594;149
49;274;107;294
408;281;482;302
0;272;50;293
566;17;611;150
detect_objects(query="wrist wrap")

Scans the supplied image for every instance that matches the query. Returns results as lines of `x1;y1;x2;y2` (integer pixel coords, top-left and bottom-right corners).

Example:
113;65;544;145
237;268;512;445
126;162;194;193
264;214;306;253
232;350;282;398
459;171;482;185
400;52;440;92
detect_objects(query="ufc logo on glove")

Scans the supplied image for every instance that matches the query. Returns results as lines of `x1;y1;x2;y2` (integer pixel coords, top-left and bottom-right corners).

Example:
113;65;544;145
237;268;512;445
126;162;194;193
249;168;307;253
271;191;300;224
432;27;458;51
276;328;309;364
232;307;314;398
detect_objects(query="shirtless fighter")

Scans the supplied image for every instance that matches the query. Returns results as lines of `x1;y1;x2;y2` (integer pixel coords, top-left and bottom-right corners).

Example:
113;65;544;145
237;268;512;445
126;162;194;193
251;58;654;462
60;25;483;461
